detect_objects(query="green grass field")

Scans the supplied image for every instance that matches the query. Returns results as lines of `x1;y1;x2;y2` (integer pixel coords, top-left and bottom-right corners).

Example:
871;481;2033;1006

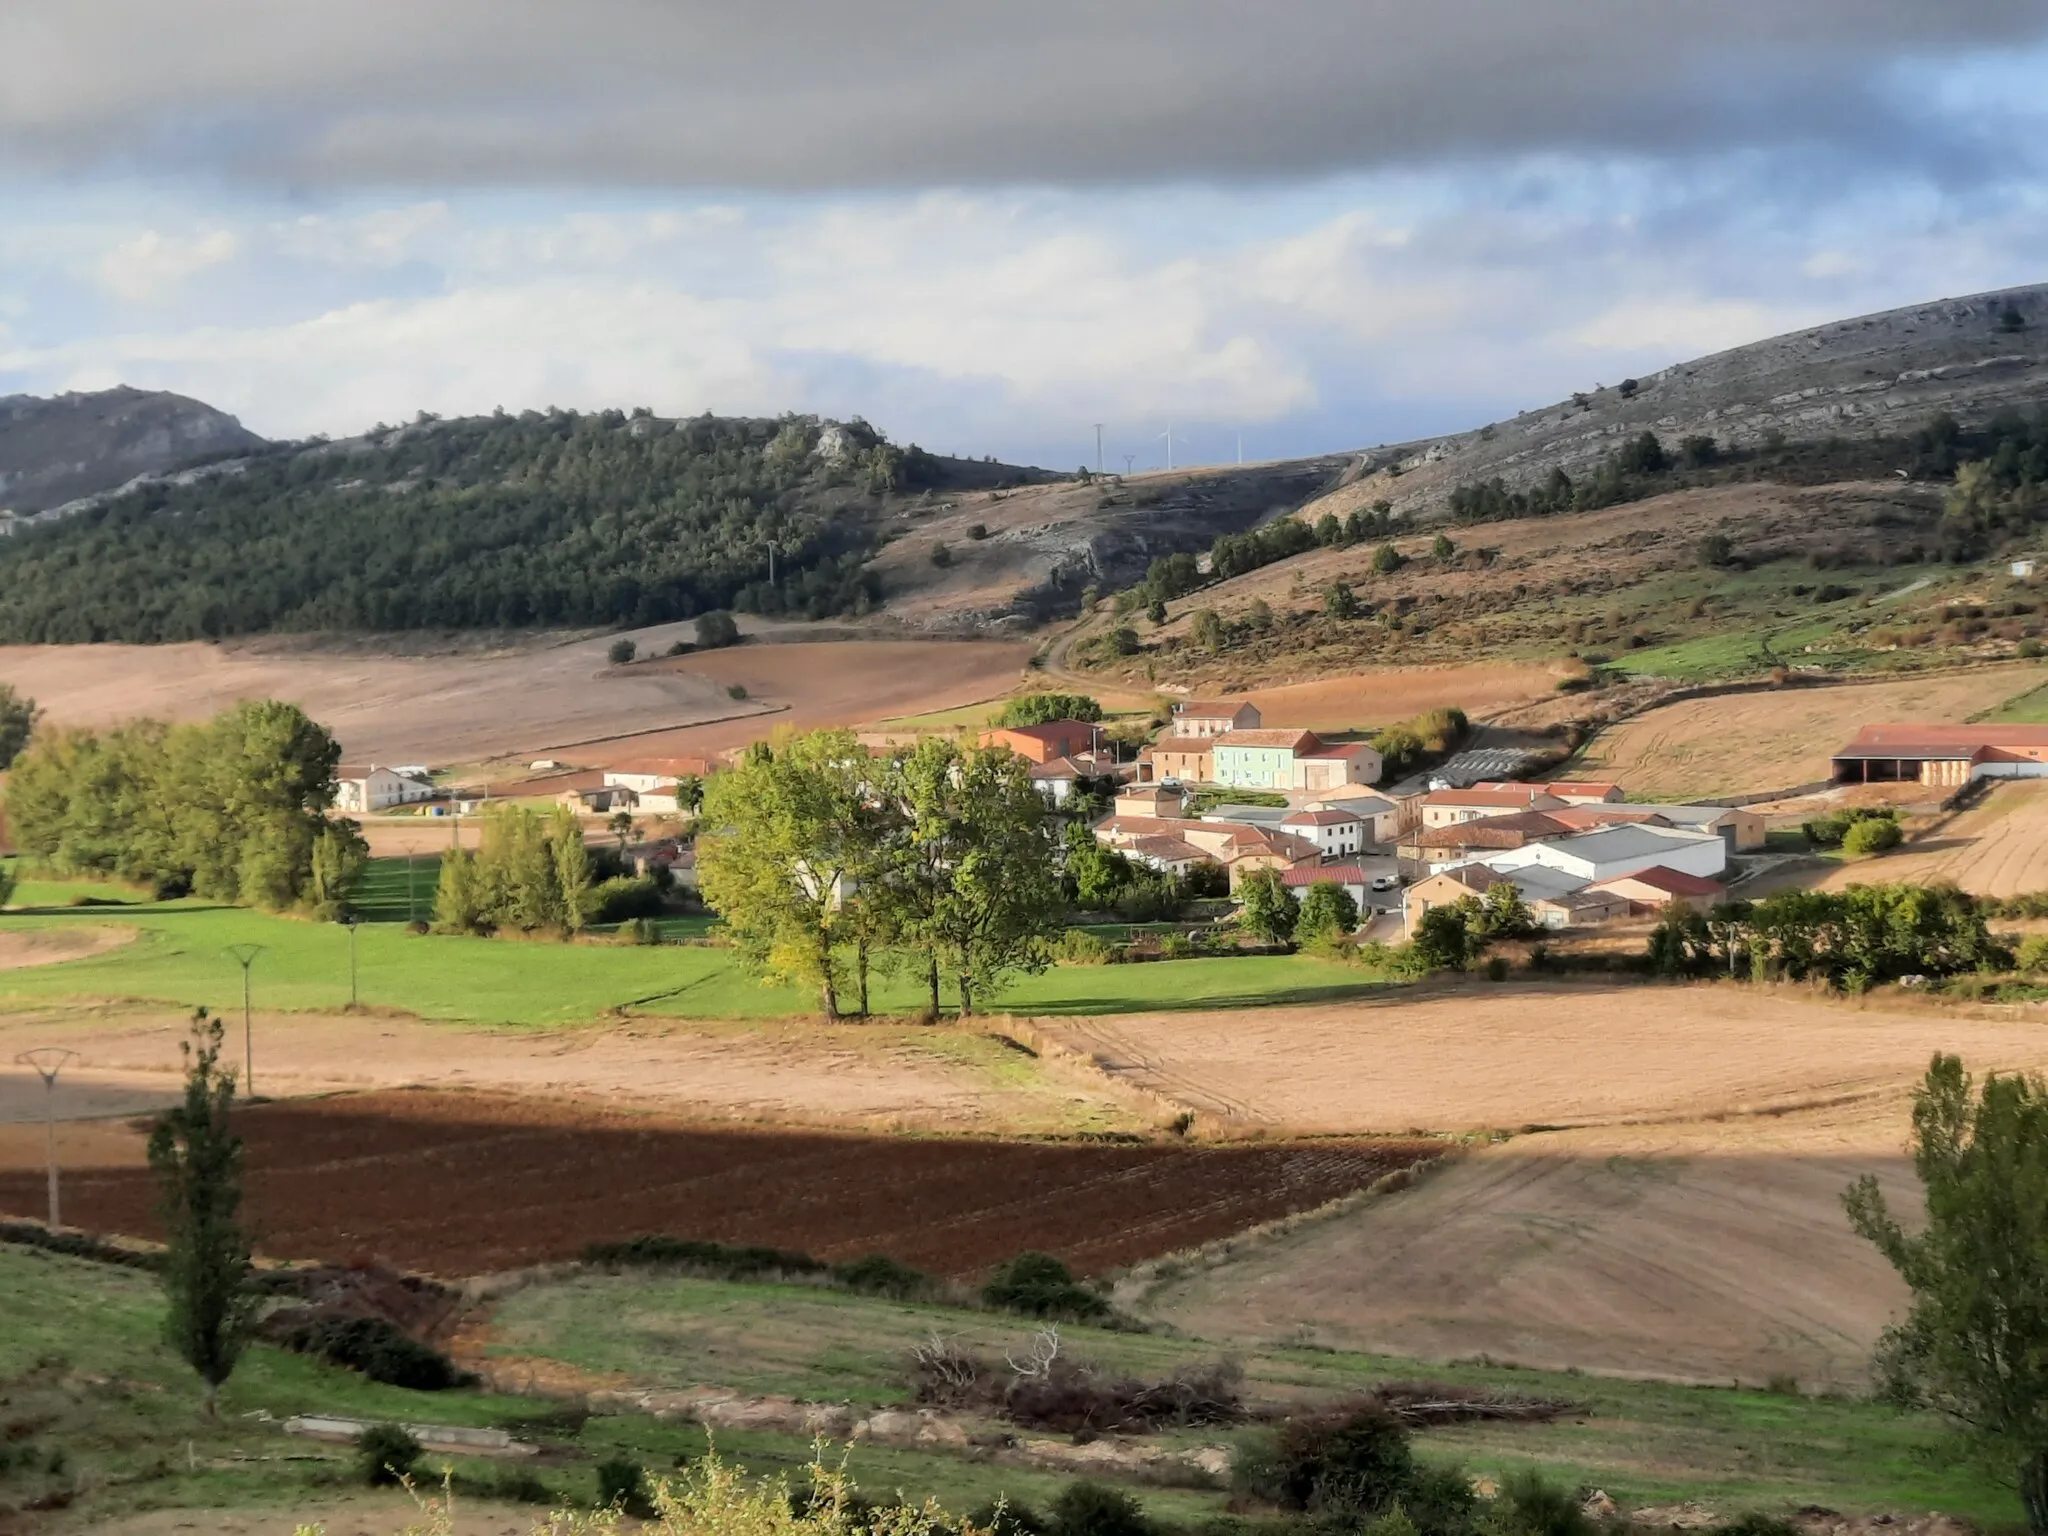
482;1270;2016;1525
0;863;1386;1027
1979;677;2048;723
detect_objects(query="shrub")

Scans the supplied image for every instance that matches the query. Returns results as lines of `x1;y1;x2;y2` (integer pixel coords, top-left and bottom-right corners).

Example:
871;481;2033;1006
1484;955;1509;982
967;523;990;540
2022;639;2045;659
1324;582;1359;619
1111;627;1142;656
999;694;1104;726
607;638;638;665
596;1454;654;1516
931;542;954;568
276;1315;472;1391
831;1253;937;1299
1698;532;1734;567
1842;816;1903;856
695;610;741;649
1371;543;1404;575
584;1235;827;1279
489;1465;556;1504
356;1423;422;1487
1296;881;1360;941
970;1500;1051;1536
1247;1401;1415;1516
727;683;749;700
1057;929;1114;965
1431;533;1455;560
624;916;663;945
2016;934;2048;973
1050;1481;1149;1536
589;874;664;924
982;1252;1110;1322
1488;1467;1592;1536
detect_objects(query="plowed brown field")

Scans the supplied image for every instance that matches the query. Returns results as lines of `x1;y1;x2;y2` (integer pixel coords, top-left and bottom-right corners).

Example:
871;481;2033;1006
0;1089;1433;1278
1818;780;2048;896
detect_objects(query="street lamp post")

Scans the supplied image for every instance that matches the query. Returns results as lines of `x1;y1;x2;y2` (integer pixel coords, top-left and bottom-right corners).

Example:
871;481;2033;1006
224;944;265;1096
345;916;361;1009
15;1048;78;1228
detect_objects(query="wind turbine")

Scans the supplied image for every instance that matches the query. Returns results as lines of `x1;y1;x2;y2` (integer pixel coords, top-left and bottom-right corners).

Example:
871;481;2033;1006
1157;425;1191;471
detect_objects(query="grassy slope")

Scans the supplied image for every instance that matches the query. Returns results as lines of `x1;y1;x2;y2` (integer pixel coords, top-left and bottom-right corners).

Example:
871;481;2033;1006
0;865;1386;1026
487;1271;2014;1524
0;1244;1187;1527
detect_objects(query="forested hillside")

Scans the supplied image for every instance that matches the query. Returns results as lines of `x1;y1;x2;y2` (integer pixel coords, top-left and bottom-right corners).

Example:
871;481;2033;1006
0;409;1020;642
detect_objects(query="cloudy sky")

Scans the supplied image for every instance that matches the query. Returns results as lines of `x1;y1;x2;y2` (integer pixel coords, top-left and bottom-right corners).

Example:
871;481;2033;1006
2;2;2045;469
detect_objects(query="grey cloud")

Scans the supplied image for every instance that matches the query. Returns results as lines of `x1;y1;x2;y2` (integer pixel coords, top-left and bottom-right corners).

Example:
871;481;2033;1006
2;1;2044;187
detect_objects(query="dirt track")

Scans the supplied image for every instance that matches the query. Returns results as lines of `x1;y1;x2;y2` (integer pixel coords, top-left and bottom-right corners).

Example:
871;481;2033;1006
1576;666;2047;798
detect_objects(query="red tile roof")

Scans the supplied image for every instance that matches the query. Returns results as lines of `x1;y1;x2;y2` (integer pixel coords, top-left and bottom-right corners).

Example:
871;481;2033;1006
1279;864;1375;887
1588;865;1727;897
1214;728;1322;751
988;719;1097;744
1178;700;1258;719
1283;808;1366;827
1421;786;1561;808
1415;811;1573;848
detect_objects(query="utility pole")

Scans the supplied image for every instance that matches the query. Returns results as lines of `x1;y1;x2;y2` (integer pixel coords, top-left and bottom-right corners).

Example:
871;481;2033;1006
16;1049;77;1228
1122;454;1135;476
224;944;265;1097
345;916;361;1010
1093;423;1103;474
403;842;420;925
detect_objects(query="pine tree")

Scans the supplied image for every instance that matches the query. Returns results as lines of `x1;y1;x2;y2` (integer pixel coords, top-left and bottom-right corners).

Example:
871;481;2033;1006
148;1009;259;1421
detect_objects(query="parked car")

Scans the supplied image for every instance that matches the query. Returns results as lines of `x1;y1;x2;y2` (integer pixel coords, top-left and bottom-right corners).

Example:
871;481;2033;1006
1370;874;1400;892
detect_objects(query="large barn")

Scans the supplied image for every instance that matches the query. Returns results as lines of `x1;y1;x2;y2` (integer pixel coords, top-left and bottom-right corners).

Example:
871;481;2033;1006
1829;723;2048;786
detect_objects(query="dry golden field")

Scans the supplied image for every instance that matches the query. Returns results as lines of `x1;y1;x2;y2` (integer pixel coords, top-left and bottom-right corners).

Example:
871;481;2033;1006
1575;665;2048;797
1820;779;2048;896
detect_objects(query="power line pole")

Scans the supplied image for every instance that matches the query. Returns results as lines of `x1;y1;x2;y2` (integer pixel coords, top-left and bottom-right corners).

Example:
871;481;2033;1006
224;944;265;1097
16;1049;77;1228
1123;454;1135;476
345;917;361;1010
1093;423;1103;474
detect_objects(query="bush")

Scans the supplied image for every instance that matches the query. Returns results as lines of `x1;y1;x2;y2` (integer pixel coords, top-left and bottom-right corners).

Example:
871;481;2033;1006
278;1315;472;1391
623;916;663;945
2016;934;2048;973
1057;929;1115;965
969;1500;1051;1536
585;1235;827;1279
967;523;990;540
1050;1481;1149;1536
1842;816;1903;856
727;683;749;700
1698;532;1734;567
931;542;954;568
831;1252;937;1299
597;1454;654;1516
982;1252;1110;1322
1246;1401;1415;1516
1488;1468;1592;1536
356;1423;422;1487
1371;543;1404;576
607;638;638;665
589;874;665;923
1296;881;1360;941
999;694;1104;726
1804;807;1897;848
696;610;741;649
1484;955;1509;982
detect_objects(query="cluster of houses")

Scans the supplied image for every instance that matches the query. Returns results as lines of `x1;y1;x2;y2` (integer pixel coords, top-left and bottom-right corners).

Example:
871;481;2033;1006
334;758;707;819
977;698;1760;934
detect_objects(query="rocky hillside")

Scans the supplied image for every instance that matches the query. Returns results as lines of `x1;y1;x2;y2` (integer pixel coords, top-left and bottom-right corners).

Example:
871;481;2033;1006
1331;280;2048;523
0;386;265;520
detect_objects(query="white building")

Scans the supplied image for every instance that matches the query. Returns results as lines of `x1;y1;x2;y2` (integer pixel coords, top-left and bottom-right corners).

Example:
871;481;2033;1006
335;765;435;813
1303;790;1400;846
1480;824;1728;884
1280;807;1368;859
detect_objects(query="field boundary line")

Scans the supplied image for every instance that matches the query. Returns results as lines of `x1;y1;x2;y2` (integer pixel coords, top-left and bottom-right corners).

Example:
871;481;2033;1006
526;703;790;754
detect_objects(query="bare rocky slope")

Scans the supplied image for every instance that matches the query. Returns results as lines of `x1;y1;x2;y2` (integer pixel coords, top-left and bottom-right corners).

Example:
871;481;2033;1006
0;386;265;519
1342;280;2048;522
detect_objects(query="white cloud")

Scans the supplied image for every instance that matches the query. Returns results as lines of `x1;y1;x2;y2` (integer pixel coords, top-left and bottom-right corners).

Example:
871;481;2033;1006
1565;297;1830;358
96;227;238;301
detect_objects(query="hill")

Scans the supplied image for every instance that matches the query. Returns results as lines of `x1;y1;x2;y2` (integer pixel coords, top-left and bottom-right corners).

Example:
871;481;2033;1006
1328;279;2048;525
0;410;1056;643
0;385;264;521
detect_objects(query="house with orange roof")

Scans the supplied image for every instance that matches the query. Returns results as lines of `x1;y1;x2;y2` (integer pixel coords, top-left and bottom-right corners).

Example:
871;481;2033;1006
1416;784;1567;831
1172;699;1262;737
1587;866;1729;915
980;719;1099;765
1212;728;1323;790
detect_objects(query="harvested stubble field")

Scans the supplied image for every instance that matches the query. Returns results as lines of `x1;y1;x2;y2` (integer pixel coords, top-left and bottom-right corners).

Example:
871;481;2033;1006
1235;663;1564;732
0;628;1031;767
1574;663;2048;798
0;1088;1436;1278
1050;984;2048;1385
1818;780;2048;896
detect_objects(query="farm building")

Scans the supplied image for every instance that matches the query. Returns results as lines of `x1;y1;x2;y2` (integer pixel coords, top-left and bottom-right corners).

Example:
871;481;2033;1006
1305;790;1400;845
1136;736;1214;785
1830;724;2048;787
1539;780;1624;805
1588;867;1728;915
1212;728;1323;790
1172;699;1262;737
981;719;1099;764
559;785;637;813
1484;824;1729;883
1280;806;1369;858
1114;784;1185;819
1539;802;1767;852
1402;862;1623;933
335;765;436;813
1293;740;1383;789
1280;863;1375;912
1405;810;1575;872
1417;784;1567;830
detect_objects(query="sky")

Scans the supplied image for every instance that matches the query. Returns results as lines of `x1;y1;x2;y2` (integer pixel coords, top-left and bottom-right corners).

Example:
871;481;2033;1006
1;2;2046;470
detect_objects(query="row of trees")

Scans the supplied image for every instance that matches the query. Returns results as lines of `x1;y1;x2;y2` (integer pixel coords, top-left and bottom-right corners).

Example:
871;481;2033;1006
1647;883;2004;988
0;411;920;643
432;805;596;935
1446;431;1721;525
3;700;363;912
697;731;1064;1017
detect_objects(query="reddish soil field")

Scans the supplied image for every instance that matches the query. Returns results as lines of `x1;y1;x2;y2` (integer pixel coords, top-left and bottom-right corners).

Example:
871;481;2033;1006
0;1089;1432;1279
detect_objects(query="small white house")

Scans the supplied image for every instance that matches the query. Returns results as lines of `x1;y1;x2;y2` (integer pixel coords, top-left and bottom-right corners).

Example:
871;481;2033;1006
335;765;435;813
1280;807;1368;858
1305;792;1399;847
2014;558;2038;579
